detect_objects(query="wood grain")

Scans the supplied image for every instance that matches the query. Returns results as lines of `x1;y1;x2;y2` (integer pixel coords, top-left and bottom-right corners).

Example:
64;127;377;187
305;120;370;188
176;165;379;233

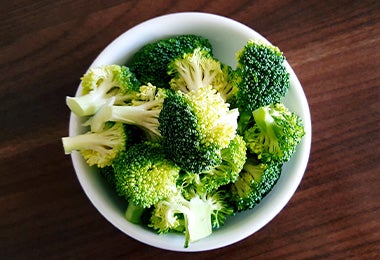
1;0;379;259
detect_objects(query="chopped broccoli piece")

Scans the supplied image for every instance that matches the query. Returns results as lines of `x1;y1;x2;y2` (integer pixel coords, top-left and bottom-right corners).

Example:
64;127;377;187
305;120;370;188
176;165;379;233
229;158;282;212
88;83;167;140
244;103;305;163
149;190;233;247
180;134;247;195
66;65;140;116
128;35;213;89
234;40;290;132
61;122;129;168
112;142;180;222
168;47;238;103
159;86;238;173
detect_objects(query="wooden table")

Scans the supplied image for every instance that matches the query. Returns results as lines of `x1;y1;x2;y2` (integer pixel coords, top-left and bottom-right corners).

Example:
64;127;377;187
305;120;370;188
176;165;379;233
1;1;379;258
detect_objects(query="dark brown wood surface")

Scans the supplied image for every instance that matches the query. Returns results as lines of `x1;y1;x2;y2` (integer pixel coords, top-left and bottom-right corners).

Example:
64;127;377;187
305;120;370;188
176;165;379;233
1;0;379;259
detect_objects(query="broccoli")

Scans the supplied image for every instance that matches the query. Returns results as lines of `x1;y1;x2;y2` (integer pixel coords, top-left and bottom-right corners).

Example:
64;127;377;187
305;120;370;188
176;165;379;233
179;134;247;195
168;47;238;104
88;83;167;140
158;86;239;173
149;190;233;248
244;103;305;163
112;142;180;223
128;35;213;89
228;157;282;212
234;40;290;132
66;65;140;116
61;122;129;168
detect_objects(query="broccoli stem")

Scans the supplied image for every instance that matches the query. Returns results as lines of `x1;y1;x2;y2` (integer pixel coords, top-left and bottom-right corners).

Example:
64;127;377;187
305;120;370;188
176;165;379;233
62;133;110;155
184;196;213;247
125;201;146;224
66;92;108;117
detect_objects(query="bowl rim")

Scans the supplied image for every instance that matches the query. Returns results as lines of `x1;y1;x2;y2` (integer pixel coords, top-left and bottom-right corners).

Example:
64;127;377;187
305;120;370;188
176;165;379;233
69;12;312;252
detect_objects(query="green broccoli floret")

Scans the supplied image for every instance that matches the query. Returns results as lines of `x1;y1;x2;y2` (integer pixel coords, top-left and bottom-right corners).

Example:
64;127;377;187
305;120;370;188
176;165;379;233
61;122;129;168
112;142;180;223
244;103;305;163
228;158;282;212
88;83;167;140
234;40;290;132
149;190;233;248
128;35;213;89
66;65;140;116
158;85;239;173
180;134;247;195
168;48;229;93
168;47;238;104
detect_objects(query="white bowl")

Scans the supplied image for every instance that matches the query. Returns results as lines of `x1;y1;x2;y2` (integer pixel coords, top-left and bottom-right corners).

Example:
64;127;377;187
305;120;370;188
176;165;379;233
69;12;312;252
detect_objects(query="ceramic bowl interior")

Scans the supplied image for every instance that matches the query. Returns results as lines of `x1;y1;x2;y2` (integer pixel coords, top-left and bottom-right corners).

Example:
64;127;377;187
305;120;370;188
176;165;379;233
69;12;312;252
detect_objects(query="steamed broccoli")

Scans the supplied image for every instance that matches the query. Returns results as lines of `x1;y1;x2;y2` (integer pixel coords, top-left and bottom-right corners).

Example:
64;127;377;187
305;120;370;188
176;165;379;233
244;103;305;163
234;40;290;132
61;122;129;168
88;83;167;140
128;35;213;89
158;86;239;173
149;190;233;247
66;65;140;116
228;158;282;212
180;134;247;195
112;142;180;223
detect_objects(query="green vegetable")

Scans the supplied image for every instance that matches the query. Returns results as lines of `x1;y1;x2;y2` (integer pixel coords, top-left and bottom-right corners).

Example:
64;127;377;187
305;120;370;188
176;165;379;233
234;40;290;132
112;142;180;222
149;190;233;247
61;122;129;168
62;35;307;248
179;134;247;195
244;103;305;163
66;65;140;116
128;35;212;89
158;85;239;173
228;158;283;212
88;83;167;140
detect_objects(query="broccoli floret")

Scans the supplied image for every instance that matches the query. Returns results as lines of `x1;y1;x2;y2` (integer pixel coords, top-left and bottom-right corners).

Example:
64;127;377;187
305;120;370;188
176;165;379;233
244;103;305;163
234;40;290;132
180;134;247;195
149;190;233;248
214;63;239;104
128;35;213;89
158;86;239;173
229;158;282;212
168;47;238;103
88;83;167;140
112;142;180;223
61;122;129;168
66;65;140;116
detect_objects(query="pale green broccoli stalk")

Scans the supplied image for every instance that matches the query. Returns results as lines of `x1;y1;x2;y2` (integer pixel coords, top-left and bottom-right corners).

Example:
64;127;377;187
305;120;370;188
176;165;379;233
88;84;167;140
158;86;239;173
128;34;213;89
61;122;128;168
244;103;305;163
149;190;233;248
228;158;282;212
112;142;180;223
234;40;290;133
66;65;140;116
179;134;247;195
